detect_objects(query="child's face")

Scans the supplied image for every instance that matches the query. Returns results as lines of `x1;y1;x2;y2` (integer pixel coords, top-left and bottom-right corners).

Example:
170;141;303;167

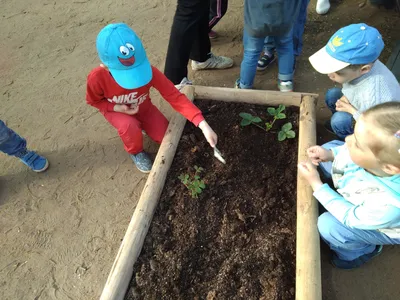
327;68;362;84
345;116;381;171
327;64;372;84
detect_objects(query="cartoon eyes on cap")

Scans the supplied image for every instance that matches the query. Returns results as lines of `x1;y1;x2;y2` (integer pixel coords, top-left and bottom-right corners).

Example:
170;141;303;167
119;43;135;56
126;43;135;51
120;46;129;56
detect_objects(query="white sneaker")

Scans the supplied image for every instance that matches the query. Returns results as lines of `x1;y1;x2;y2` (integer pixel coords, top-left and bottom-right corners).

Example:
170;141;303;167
316;0;330;15
174;77;193;91
191;53;234;71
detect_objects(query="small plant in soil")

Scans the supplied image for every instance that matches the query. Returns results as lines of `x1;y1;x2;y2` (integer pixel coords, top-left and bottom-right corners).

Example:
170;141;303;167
239;104;296;141
178;166;206;198
278;122;296;141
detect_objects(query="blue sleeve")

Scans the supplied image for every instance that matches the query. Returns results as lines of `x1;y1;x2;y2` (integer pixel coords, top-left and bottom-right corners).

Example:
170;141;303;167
314;184;400;229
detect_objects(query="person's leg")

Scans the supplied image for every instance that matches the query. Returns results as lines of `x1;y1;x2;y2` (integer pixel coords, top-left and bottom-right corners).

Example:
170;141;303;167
257;37;277;71
208;0;228;31
330;112;354;140
325;87;343;113
0;120;48;172
293;0;310;56
0;120;27;156
102;112;152;172
318;212;400;268
237;29;265;89
137;105;169;144
274;28;295;92
165;0;210;84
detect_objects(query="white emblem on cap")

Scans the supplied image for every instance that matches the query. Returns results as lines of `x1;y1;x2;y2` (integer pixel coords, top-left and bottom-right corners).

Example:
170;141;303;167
348;40;351;43
361;26;366;30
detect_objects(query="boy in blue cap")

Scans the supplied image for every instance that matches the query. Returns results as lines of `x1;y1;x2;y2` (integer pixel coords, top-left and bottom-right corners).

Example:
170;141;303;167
0;120;49;172
309;23;400;140
86;23;218;173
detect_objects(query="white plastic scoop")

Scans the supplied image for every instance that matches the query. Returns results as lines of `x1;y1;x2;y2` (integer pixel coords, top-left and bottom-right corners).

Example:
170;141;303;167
213;147;226;164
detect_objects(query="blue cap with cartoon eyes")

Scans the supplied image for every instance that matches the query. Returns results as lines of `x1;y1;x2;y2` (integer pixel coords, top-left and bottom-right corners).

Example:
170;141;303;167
96;23;152;89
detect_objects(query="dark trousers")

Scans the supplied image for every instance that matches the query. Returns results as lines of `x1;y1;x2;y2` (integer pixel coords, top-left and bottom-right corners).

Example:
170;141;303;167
209;0;228;31
164;0;211;84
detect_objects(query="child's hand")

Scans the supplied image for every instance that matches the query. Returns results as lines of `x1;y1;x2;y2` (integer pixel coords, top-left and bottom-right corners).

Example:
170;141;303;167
298;161;323;190
198;120;218;148
336;96;357;115
114;104;139;115
307;146;334;165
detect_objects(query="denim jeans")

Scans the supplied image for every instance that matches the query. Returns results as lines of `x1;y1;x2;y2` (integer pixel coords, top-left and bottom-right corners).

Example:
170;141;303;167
0;120;27;157
239;28;294;88
325;87;354;140
263;0;310;56
317;140;400;261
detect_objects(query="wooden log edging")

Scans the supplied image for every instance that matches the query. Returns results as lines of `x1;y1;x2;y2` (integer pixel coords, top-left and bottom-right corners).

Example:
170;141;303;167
99;86;195;300
193;85;318;107
296;95;322;300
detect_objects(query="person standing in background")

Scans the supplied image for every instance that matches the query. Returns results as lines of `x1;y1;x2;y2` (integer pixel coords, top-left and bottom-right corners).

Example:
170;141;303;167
164;0;233;87
208;0;229;39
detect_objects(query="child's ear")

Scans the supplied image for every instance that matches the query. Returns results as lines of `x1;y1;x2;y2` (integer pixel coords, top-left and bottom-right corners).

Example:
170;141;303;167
382;164;400;175
360;64;372;74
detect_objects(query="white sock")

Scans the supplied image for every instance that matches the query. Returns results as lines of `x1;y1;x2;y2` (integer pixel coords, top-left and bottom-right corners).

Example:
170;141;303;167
316;0;330;15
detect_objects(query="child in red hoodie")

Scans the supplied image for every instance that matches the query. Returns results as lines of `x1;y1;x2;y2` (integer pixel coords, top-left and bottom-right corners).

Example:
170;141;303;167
86;23;217;173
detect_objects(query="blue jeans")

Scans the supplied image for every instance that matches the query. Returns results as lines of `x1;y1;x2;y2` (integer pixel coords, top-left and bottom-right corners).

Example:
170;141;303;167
325;88;354;140
0;120;27;157
318;140;400;261
239;28;294;88
264;0;310;56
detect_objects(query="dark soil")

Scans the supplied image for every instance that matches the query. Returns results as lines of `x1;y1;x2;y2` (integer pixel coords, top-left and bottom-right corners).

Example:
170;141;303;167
125;100;300;300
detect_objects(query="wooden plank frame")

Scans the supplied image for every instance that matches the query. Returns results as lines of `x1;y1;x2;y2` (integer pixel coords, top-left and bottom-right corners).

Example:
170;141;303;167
99;86;321;300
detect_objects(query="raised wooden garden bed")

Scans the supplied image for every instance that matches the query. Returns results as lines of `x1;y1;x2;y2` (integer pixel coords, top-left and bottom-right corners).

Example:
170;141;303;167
99;86;321;300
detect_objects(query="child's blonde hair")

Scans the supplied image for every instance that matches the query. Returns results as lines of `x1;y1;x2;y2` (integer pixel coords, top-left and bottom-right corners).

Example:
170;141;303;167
363;102;400;167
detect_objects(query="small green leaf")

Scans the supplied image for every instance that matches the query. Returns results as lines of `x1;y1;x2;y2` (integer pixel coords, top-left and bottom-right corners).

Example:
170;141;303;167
267;107;276;116
278;131;287;141
286;130;296;138
240;119;252;126
276;113;286;120
185;174;189;180
195;187;202;193
265;123;273;131
281;122;292;132
252;117;262;123
199;181;206;189
194;175;200;180
277;104;286;113
198;167;204;172
239;112;254;120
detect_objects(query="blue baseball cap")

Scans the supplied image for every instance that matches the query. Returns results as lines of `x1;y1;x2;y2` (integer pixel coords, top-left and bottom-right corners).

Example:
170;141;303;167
96;23;152;89
309;23;384;74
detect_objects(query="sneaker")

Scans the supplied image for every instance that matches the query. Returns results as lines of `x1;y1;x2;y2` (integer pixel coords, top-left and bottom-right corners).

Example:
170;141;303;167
208;30;218;39
257;53;276;71
278;80;293;92
331;245;383;269
174;77;193;91
234;79;241;89
131;151;152;173
18;150;49;172
191;53;233;71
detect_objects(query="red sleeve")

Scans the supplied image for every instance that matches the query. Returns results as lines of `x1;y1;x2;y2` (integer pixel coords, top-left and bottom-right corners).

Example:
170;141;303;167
86;69;116;113
150;66;204;126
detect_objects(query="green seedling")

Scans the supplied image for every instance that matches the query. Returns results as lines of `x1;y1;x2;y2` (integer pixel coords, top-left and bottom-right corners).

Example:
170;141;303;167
239;112;265;131
240;104;295;142
278;122;296;141
265;104;286;131
178;166;206;198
